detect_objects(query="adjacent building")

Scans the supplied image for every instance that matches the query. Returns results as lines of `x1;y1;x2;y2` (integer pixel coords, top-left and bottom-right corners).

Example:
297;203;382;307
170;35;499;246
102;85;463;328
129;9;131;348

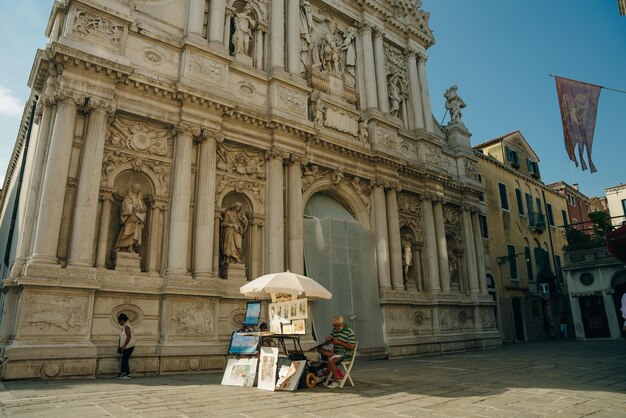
547;181;591;233
474;131;569;342
605;184;626;226
0;0;499;379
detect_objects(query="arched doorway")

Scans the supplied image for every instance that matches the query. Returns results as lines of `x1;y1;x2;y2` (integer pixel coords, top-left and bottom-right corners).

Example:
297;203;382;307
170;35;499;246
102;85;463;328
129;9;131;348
303;193;386;357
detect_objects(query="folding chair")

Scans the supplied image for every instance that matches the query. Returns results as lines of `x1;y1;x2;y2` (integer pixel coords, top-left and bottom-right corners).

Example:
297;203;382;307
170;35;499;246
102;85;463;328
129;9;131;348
325;342;358;388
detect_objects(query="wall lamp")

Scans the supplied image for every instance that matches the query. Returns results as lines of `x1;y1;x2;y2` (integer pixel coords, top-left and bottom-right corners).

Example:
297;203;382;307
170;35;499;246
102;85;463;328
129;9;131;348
497;252;530;265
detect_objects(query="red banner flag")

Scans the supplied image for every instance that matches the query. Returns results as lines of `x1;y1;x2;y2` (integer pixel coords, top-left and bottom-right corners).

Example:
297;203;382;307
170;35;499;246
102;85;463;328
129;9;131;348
555;76;601;173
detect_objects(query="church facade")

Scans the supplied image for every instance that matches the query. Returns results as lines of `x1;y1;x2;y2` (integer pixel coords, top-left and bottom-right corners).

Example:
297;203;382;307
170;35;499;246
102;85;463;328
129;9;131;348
0;0;499;379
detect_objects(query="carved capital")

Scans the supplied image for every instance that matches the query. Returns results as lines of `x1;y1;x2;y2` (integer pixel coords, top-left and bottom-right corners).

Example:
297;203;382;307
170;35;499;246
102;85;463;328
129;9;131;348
417;52;428;64
404;48;417;60
87;97;116;116
199;129;223;144
100;189;115;202
265;147;286;161
288;153;306;167
358;22;372;34
55;87;86;108
371;26;383;39
173;122;202;138
372;176;386;189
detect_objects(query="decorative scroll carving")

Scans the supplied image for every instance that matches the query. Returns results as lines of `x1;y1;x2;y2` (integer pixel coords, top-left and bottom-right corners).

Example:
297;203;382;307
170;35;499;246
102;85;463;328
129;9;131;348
216;143;266;180
216;174;264;206
398;193;421;217
302;164;324;191
349;176;372;212
108;116;170;156
375;125;398;149
278;87;307;113
189;59;226;83
101;150;171;194
443;205;460;227
73;10;125;52
424;145;442;165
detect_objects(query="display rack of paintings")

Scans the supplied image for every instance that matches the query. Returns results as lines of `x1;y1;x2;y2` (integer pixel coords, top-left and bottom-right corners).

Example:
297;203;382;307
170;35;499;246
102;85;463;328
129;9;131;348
269;297;308;335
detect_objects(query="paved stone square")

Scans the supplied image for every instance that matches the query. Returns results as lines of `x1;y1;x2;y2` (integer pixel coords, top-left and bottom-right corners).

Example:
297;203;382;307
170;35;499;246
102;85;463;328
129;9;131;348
1;340;625;417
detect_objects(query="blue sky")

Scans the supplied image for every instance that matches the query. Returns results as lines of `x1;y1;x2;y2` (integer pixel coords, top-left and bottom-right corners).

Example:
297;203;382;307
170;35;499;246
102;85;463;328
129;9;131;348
0;1;624;197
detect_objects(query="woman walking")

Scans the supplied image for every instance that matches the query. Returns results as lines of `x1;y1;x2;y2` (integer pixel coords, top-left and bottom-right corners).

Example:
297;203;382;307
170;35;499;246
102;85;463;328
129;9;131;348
117;313;136;379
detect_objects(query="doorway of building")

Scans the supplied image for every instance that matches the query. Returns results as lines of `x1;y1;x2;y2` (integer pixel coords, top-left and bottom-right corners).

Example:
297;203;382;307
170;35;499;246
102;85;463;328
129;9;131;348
303;193;386;357
512;297;526;342
610;271;626;336
579;295;611;338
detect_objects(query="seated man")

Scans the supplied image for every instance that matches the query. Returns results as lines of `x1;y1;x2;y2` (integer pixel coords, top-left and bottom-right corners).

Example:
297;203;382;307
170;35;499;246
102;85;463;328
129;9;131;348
317;315;356;388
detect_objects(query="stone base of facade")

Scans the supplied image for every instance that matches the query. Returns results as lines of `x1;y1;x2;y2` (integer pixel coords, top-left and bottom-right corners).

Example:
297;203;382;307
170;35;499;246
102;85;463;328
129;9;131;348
114;252;141;273
219;263;247;280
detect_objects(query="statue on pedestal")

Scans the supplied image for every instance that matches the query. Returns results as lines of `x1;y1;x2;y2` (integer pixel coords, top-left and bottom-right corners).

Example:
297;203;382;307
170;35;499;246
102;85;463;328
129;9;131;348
401;234;413;284
115;184;146;254
444;85;466;124
233;4;256;56
221;202;249;265
388;73;402;118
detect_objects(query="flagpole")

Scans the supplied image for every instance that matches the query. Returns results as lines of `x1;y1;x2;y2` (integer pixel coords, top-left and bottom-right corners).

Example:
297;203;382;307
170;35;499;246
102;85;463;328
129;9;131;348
549;74;626;95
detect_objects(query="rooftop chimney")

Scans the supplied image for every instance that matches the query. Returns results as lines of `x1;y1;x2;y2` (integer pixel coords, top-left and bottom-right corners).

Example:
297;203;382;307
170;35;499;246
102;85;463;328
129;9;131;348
573;183;579;191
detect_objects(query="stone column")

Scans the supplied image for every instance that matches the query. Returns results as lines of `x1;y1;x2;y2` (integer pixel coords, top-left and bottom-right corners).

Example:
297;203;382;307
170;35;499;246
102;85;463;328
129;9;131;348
208;0;226;42
286;0;300;74
266;149;284;273
287;155;304;274
192;131;219;279
68;98;114;267
373;179;391;289
414;246;423;291
223;8;232;46
417;53;433;132
406;49;424;130
372;28;389;113
385;186;403;290
433;200;450;291
29;88;85;265
186;0;206;37
212;212;221;276
11;91;55;276
166;124;195;275
471;210;488;294
269;0;285;71
462;207;479;294
147;199;164;273
250;218;262;279
95;190;114;268
421;196;440;291
359;24;378;109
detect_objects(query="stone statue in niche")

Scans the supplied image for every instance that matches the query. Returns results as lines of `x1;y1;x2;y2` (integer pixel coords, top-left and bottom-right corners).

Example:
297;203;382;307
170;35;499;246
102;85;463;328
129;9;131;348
340;26;357;77
448;242;459;287
388;72;402;117
358;117;369;144
444;85;466;124
299;0;314;72
221;202;249;265
233;4;256;56
401;234;413;284
320;23;340;73
312;95;325;127
115;184;147;254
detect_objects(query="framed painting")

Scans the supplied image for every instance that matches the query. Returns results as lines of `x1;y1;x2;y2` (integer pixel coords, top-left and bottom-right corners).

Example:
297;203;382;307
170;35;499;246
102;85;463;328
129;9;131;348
222;358;258;387
228;332;260;355
257;347;279;391
291;319;305;334
276;360;306;391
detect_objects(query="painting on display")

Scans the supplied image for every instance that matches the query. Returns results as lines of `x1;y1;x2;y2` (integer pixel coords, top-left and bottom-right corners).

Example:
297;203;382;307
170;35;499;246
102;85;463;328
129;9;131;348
257;347;279;391
228;332;260;355
276;360;306;391
291;319;305;334
222;358;258;387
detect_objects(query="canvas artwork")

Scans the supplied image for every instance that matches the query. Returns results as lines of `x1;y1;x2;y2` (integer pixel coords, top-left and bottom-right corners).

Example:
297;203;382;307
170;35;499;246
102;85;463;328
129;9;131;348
228;332;260;355
271;293;296;303
292;319;305;334
281;323;293;334
276;360;306;391
289;302;298;319
257;347;279;391
280;302;290;322
297;299;307;319
222;358;258;387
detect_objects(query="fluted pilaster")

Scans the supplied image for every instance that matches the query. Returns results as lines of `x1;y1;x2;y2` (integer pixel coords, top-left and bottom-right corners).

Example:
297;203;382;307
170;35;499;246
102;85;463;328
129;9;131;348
266;148;284;273
269;0;285;70
421;195;440;291
360;24;378;109
406;49;424;130
287;155;304;274
385;186;403;290
417;53;433;132
433;200;450;291
373;178;391;289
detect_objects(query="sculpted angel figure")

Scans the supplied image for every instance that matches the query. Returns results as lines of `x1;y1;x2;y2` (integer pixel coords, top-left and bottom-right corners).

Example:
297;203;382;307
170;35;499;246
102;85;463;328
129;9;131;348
233;4;256;56
115;184;147;254
444;85;466;123
221;202;249;265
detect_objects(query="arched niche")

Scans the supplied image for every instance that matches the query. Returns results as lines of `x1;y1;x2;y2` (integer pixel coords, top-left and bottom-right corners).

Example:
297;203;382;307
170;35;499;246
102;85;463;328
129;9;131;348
303;178;370;230
218;192;253;276
400;226;417;290
107;170;155;272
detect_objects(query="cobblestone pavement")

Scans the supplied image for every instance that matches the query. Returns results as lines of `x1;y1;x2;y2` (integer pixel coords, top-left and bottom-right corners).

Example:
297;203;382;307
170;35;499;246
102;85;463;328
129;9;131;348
1;340;625;417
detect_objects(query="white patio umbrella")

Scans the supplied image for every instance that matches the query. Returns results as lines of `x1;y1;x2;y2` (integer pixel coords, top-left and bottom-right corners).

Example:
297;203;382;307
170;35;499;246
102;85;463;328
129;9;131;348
240;271;332;299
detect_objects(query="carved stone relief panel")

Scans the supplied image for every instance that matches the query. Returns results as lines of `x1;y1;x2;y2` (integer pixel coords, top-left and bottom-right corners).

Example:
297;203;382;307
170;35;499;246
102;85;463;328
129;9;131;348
216;143;266;180
443;204;460;227
464;159;480;181
169;301;216;336
20;292;90;336
70;8;127;54
108;116;171;157
275;86;308;117
184;53;227;85
374;124;399;150
386;307;415;333
101;150;171;196
216;175;264;207
423;144;442;165
323;106;358;136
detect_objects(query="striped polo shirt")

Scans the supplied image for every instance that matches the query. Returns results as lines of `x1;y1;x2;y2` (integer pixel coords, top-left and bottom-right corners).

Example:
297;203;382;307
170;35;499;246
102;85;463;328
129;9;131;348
330;325;356;358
